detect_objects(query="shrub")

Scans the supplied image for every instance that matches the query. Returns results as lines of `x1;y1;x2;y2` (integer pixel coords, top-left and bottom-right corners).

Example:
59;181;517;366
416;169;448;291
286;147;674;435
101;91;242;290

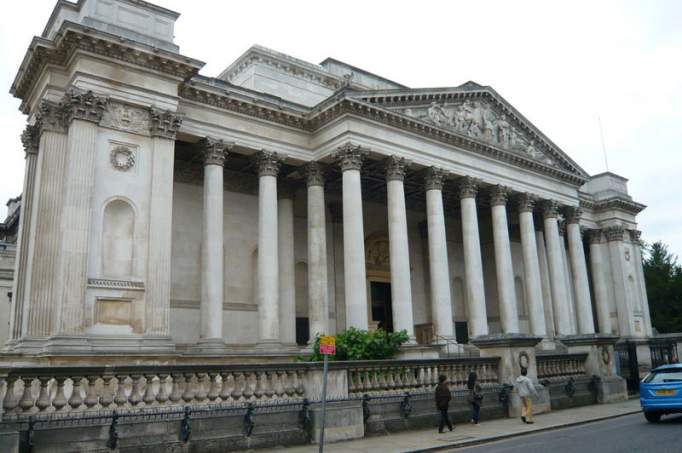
302;327;409;362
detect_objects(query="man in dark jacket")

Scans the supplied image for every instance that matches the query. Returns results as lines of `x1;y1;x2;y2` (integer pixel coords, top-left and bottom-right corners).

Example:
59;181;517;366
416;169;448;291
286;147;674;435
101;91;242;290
434;374;453;433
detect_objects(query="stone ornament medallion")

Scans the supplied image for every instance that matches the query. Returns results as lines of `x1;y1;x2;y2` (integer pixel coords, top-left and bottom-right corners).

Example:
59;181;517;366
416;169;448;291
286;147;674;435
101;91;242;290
518;351;530;369
624;249;631;261
601;346;611;365
110;145;135;171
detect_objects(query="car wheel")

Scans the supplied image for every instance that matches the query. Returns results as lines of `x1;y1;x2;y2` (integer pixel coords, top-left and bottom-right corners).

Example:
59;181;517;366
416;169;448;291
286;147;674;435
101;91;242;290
644;411;661;423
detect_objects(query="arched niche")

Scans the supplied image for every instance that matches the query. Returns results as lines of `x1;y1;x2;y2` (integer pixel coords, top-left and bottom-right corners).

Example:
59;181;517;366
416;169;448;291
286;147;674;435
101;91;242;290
102;199;135;279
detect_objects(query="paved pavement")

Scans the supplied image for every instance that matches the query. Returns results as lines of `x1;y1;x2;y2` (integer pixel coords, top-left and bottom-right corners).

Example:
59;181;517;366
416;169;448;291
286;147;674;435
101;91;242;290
274;399;642;453
450;412;682;453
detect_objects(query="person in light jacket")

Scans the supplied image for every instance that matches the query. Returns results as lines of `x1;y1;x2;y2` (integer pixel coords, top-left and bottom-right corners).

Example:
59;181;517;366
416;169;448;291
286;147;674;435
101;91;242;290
515;367;538;424
434;374;453;433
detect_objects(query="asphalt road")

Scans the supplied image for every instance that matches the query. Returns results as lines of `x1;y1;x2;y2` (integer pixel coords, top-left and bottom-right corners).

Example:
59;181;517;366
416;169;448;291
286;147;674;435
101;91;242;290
449;413;682;453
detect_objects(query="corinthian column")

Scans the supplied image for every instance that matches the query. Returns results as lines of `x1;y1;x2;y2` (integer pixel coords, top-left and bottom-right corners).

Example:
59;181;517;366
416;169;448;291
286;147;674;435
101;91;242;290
255;151;283;346
197;138;228;349
305;162;329;339
386;156;415;340
58;90;108;336
542;201;572;336
458;177;488;338
588;229;612;334
517;194;546;337
425;167;455;340
278;182;296;345
565;207;595;334
334;144;368;330
490;185;519;334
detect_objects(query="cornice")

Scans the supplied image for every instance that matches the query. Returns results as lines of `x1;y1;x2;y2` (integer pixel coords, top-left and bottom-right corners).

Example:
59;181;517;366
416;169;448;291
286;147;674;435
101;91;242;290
11;22;204;113
579;197;646;215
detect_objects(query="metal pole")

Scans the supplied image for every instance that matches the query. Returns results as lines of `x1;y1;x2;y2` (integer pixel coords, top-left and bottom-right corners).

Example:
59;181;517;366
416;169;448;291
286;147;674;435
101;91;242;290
319;353;329;453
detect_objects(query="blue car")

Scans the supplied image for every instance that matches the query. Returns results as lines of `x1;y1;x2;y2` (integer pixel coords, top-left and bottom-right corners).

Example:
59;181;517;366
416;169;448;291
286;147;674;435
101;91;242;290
640;363;682;422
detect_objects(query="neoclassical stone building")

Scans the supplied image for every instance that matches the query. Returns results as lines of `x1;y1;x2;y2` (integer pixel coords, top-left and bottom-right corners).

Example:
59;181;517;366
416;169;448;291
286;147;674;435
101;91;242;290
4;0;652;360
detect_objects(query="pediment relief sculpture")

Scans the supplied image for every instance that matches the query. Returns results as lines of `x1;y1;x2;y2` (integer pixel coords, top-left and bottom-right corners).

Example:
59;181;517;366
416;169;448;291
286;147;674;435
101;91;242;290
397;100;556;167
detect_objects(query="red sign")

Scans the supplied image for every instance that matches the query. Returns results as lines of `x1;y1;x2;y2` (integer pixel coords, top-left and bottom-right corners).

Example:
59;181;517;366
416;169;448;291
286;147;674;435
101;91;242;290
320;336;336;355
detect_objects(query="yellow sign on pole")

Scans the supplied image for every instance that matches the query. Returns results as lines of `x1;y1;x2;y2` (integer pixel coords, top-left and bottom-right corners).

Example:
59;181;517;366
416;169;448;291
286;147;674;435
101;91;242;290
320;336;336;355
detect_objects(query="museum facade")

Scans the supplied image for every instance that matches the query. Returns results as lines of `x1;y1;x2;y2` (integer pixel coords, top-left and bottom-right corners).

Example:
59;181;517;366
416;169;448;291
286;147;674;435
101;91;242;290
5;0;652;359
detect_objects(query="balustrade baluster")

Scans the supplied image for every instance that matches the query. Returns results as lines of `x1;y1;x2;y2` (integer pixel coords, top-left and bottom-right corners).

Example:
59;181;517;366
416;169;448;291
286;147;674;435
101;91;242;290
35;377;51;412
295;370;305;397
100;376;114;408
264;372;275;399
68;376;84;409
207;373;220;401
417;366;426;388
169;373;183;403
2;377;18;413
363;369;372;392
274;371;286;399
114;375;129;406
52;377;68;411
85;376;99;409
156;374;170;404
387;368;396;391
129;375;143;406
143;374;156;406
369;368;380;392
395;367;405;389
243;372;255;400
19;377;35;412
219;372;233;401
283;371;295;397
182;373;196;403
194;373;208;402
232;372;245;401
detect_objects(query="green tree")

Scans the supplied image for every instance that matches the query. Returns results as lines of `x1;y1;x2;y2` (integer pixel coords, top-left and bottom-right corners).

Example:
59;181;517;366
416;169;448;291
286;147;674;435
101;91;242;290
643;241;682;333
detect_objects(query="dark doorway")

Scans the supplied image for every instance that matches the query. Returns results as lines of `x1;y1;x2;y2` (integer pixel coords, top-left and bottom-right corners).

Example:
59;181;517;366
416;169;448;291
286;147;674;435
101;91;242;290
370;281;393;332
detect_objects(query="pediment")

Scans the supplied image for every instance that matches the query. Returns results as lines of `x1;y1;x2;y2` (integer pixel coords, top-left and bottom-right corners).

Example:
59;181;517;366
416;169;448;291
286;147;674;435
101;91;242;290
352;86;588;178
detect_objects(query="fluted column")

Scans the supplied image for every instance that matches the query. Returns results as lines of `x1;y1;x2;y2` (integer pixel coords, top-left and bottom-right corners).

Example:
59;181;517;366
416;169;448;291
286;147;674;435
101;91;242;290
630;230;653;336
335;145;369;330
305;162;329;339
588;229;612;334
198;138;228;346
8;126;40;342
490;186;519;334
517;194;546;337
458;177;488;338
542;201;572;336
425;168;455;340
565;207;595;334
559;223;578;334
386;156;415;339
147;109;182;336
535;223;555;337
605;225;635;336
278;182;296;345
256;151;283;345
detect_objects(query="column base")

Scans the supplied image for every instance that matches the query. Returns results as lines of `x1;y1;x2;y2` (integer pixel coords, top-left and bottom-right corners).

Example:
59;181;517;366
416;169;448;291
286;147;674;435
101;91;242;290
431;335;462;355
187;338;230;355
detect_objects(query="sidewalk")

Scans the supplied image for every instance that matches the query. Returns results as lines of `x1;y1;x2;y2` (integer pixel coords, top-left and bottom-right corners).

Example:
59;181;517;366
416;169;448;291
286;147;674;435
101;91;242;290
274;399;641;453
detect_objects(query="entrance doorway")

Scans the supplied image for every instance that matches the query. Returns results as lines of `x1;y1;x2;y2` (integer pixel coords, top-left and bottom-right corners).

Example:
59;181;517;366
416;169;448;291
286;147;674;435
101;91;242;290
370;281;393;332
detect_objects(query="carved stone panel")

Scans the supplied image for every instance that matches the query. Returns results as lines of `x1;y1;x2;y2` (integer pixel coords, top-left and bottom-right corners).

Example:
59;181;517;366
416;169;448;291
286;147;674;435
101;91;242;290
100;102;150;136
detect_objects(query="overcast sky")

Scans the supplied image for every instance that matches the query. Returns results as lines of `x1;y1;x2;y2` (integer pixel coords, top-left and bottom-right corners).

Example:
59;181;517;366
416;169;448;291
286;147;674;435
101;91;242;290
1;0;680;257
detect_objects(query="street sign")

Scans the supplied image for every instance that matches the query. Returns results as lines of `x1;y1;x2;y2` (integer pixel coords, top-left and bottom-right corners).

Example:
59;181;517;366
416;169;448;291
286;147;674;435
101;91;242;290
320;336;336;355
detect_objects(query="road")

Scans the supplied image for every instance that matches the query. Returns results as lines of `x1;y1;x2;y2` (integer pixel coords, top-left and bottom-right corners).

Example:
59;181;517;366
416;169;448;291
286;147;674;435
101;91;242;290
449;413;682;453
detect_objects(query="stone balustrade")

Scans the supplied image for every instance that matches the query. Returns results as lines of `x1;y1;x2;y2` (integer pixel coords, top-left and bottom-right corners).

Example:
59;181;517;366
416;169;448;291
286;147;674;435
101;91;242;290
346;357;500;397
536;353;588;381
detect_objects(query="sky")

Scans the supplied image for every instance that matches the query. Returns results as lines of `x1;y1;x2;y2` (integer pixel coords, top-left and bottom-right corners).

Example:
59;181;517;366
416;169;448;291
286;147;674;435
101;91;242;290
0;0;680;257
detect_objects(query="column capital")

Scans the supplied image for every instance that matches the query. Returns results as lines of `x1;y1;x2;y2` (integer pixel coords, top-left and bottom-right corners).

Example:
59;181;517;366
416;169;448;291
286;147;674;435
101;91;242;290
149;108;182;140
385;155;411;182
516;192;537;213
333;143;368;171
604;224;625;242
303;161;325;187
629;229;643;244
62;89;109;124
198;137;230;167
20;124;39;156
587;229;603;244
541;200;561;219
424;167;446;191
457;176;480;199
489;185;511;206
564;206;583;224
35;100;68;134
254;150;283;176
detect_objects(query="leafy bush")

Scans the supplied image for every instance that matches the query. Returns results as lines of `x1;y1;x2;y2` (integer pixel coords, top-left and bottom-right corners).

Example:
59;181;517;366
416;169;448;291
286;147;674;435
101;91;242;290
302;328;409;362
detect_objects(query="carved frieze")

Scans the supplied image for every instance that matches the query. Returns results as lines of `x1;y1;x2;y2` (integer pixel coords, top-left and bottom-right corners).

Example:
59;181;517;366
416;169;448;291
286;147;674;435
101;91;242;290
424;167;446;191
385;155;410;182
489;185;511;207
198;137;230;167
110;146;136;171
20;125;39;155
516;193;537;213
333;143;368;172
457;176;479;199
304;162;325;187
150;108;182;139
100;102;150;135
254;150;283;177
397;99;556;166
63;89;108;124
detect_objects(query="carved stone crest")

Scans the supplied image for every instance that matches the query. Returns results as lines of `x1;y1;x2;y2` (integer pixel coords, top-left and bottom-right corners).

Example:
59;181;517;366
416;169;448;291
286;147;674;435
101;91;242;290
110;146;135;171
100;102;150;135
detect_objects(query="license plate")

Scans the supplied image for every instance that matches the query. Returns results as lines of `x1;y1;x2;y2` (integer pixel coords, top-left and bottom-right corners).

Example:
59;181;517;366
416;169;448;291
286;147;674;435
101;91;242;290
656;389;676;396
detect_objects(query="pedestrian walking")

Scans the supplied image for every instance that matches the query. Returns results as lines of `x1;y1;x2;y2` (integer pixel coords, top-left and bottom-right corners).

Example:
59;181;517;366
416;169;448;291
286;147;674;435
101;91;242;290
434;374;453;433
515;367;538;424
467;372;483;425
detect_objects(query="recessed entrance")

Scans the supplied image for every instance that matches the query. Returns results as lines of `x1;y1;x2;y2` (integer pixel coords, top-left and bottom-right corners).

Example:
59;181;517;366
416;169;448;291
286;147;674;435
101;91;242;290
370;281;393;332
